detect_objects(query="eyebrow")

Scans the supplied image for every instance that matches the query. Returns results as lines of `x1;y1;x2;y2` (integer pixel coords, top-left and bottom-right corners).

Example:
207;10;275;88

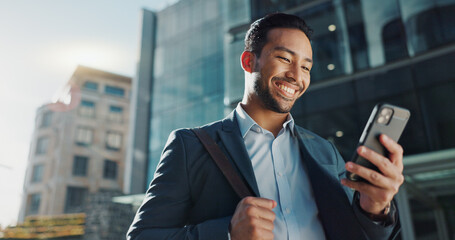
273;46;313;63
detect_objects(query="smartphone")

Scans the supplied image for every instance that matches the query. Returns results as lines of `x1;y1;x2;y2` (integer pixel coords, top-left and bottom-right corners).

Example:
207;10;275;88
346;103;410;182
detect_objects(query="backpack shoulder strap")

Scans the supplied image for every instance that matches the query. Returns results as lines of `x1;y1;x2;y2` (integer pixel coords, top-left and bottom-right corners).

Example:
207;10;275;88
191;128;253;199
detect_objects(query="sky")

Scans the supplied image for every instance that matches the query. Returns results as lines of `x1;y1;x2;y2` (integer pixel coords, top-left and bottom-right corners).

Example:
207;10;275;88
0;0;178;227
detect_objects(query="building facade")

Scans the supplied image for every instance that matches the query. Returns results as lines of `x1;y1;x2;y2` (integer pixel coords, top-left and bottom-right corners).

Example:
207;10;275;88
18;66;132;223
127;0;455;239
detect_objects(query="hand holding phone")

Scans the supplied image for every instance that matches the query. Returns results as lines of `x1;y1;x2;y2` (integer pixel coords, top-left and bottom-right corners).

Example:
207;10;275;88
346;103;410;183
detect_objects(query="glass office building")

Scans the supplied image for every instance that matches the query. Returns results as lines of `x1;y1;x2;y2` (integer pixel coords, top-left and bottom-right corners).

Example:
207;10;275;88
149;0;226;178
128;0;455;239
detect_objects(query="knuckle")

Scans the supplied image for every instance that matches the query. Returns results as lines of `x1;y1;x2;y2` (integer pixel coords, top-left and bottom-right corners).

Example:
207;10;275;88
248;216;258;226
396;145;404;155
393;184;400;193
400;175;405;184
370;172;379;181
381;158;389;169
243;196;254;204
245;206;255;216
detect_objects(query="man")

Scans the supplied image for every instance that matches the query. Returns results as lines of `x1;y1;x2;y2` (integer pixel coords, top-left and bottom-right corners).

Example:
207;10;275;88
127;13;403;240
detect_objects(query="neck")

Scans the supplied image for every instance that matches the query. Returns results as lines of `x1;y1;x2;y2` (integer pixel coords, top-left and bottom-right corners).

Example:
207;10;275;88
240;100;289;137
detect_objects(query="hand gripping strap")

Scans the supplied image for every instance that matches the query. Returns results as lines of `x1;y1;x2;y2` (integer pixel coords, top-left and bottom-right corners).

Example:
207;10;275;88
191;128;253;199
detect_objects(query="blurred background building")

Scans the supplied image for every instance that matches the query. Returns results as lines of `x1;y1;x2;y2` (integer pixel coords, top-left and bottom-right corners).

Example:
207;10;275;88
124;0;455;239
10;66;132;239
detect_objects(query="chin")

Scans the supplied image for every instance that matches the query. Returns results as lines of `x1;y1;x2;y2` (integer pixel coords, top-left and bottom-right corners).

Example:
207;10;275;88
269;102;293;113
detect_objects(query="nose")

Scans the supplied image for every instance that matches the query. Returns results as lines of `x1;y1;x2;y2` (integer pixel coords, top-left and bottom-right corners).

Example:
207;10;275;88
285;63;303;84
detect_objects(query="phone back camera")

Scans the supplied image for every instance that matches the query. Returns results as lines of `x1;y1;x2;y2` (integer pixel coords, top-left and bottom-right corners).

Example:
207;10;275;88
377;107;393;125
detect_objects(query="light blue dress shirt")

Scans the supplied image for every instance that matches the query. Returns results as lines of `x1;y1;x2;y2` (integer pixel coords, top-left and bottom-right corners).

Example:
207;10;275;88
235;104;326;240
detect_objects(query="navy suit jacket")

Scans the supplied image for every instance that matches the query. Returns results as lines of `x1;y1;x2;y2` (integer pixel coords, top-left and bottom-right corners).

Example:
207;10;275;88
127;111;400;240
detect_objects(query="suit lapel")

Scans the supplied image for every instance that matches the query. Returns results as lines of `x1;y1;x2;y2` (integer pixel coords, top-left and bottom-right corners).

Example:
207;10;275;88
295;127;366;240
216;111;260;197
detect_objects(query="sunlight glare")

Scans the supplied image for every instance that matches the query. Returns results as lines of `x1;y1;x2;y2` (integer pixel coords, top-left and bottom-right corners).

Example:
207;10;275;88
50;41;126;74
67;43;118;68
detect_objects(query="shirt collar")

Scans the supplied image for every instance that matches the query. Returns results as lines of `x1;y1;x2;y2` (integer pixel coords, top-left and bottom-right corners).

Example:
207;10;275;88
235;103;296;138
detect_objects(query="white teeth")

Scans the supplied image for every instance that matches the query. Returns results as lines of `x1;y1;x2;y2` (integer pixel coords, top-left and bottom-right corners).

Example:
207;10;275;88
278;84;295;95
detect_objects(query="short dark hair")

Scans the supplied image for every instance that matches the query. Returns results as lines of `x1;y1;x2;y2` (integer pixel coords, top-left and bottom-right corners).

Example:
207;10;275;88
244;13;313;57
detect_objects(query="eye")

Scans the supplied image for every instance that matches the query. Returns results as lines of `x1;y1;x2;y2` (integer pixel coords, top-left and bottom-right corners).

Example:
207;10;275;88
277;56;290;63
302;66;310;72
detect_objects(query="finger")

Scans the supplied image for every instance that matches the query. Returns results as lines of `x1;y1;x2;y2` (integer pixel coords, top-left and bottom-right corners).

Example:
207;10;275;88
249;216;275;231
379;134;404;167
341;179;392;203
243;196;277;210
250;227;275;240
356;146;399;178
345;161;394;189
244;204;276;222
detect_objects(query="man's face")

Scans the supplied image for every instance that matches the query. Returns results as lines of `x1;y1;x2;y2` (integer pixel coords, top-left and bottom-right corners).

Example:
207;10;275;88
251;28;313;113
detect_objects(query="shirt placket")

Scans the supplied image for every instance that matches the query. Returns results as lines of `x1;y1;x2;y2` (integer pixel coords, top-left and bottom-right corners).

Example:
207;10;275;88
271;134;299;240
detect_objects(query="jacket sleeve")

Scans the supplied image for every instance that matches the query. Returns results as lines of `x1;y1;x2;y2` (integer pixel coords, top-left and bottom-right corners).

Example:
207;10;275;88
329;141;400;240
126;130;231;240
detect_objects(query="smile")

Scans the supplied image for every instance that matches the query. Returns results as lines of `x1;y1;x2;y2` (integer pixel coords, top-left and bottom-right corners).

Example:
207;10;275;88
278;84;295;95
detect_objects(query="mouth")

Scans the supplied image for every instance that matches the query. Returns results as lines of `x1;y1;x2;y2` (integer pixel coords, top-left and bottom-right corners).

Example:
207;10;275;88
274;80;299;98
278;83;295;95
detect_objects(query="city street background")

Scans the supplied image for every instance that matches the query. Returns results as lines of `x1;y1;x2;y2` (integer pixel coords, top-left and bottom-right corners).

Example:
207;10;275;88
0;0;177;227
1;0;454;239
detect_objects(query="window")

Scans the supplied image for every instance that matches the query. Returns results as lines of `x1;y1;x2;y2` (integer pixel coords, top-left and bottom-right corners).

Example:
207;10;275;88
297;2;345;82
105;85;125;97
40;111;52;128
107;105;123;122
106;131;122;150
73;156;88;176
251;0;303;20
103;159;117;180
75;127;93;146
31;164;44;183
78;100;96;118
28;193;41;215
83;81;98;91
35;137;49;155
64;187;88;213
382;19;408;63
406;5;455;55
343;0;369;71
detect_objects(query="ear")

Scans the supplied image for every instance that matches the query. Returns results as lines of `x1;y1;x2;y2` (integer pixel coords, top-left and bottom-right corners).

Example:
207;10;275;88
240;51;255;73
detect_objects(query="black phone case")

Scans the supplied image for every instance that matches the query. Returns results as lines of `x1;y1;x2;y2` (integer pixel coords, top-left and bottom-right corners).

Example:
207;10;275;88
346;103;410;182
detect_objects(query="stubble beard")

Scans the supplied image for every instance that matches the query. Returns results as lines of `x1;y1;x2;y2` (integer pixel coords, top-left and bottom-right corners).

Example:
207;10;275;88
253;75;293;114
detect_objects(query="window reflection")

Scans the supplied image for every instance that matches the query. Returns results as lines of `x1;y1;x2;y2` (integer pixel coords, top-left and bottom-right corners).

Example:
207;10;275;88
343;0;369;70
402;1;455;55
251;0;303;20
148;0;225;183
297;2;346;82
382;19;408;62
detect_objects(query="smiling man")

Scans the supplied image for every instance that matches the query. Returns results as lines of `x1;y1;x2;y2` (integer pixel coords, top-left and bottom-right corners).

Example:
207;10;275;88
127;13;403;240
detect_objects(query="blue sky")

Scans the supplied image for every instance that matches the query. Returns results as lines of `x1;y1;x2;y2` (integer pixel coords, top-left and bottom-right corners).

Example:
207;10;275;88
0;0;178;227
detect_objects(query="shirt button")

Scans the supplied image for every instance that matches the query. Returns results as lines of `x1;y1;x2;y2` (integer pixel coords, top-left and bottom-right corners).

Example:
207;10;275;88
285;208;290;214
278;172;282;177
